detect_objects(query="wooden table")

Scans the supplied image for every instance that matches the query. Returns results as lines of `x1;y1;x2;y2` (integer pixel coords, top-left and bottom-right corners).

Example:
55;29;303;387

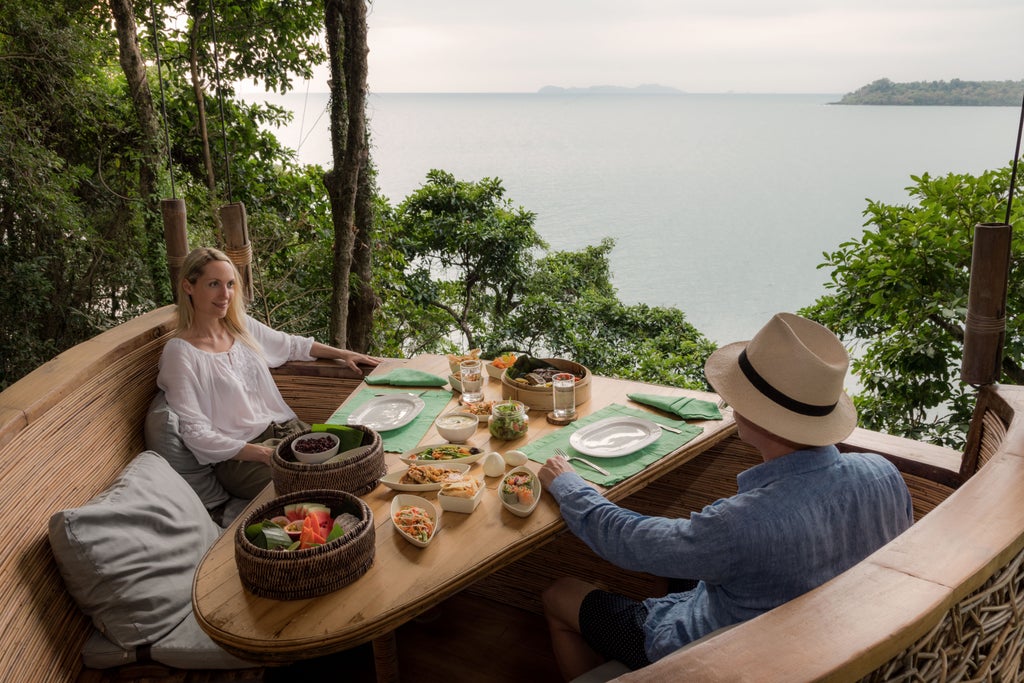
192;354;735;680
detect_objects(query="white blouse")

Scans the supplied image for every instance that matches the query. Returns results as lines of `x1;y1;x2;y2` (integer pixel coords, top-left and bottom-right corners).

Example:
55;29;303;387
157;316;315;465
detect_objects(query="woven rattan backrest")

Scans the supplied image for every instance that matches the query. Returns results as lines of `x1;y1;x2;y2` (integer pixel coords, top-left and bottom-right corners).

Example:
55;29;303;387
0;306;176;682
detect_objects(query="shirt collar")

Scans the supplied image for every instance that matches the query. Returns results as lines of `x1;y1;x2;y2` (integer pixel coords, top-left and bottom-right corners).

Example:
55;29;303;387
736;445;841;493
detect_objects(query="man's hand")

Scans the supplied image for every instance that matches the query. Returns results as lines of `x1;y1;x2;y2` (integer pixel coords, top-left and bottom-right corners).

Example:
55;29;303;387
539;454;575;488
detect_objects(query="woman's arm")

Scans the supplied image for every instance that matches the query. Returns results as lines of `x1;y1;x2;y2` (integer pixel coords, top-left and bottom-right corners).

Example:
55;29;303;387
309;341;382;372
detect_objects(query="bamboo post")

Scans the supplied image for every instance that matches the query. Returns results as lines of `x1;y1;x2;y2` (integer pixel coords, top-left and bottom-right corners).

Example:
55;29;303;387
219;202;253;303
961;222;1012;386
161;198;189;301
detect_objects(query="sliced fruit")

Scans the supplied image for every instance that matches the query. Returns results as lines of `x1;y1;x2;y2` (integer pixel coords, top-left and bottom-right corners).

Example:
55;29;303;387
307;510;333;538
284;502;331;522
298;520;327;549
283;519;304;540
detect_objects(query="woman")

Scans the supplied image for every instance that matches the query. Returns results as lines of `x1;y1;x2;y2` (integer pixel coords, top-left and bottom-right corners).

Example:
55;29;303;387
157;247;380;498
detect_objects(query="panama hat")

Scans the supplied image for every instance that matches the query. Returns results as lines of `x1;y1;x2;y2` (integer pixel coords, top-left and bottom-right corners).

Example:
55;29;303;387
704;313;856;446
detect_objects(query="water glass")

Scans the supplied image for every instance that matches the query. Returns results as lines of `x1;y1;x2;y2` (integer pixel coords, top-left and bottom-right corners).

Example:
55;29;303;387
552;372;576;419
459;359;485;403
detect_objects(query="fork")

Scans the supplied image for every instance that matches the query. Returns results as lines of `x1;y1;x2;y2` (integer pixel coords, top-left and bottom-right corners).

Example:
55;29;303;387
555;448;610;476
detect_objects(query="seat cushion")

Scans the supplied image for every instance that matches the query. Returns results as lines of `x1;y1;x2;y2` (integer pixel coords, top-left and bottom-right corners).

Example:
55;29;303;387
48;451;221;650
145;392;230;510
82;613;259;670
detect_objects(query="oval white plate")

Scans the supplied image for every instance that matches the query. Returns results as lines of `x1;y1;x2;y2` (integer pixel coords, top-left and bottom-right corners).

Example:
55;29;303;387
391;494;439;548
347;394;425;431
569;416;662;457
380;462;472;492
399;443;485;466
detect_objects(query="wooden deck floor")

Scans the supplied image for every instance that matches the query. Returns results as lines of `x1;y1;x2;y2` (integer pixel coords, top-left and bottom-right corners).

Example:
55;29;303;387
78;591;563;683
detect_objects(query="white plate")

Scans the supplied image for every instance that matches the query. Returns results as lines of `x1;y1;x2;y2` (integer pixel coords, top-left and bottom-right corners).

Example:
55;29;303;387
347;394;425;431
399;443;485;466
569;416;662;457
380;462;473;492
391;494;439;547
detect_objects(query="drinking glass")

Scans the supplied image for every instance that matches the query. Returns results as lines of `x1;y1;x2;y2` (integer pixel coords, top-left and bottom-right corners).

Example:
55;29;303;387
552;372;576;419
459;359;485;403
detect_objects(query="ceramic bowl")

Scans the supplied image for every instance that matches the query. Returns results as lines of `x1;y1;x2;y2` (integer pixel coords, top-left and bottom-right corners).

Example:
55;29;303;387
379;462;472;492
437;476;485;514
391;494;439;547
485;362;507;380
434;410;479;443
448;373;463;392
291;432;340;464
499;466;541;517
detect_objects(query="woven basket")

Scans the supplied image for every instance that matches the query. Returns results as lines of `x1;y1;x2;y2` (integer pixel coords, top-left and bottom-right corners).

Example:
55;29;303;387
234;488;375;600
272;425;386;496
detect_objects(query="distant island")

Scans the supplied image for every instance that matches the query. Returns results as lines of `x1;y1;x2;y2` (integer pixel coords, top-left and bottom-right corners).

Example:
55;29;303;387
538;84;685;95
835;78;1024;106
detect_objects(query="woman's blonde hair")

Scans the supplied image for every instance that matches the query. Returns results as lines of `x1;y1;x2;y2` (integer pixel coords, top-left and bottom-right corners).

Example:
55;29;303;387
176;247;260;352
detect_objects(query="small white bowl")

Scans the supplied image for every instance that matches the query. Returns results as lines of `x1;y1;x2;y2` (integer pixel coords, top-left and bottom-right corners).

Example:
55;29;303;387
435;410;479;443
291;432;340;464
391;494;439;547
500;466;541;517
485;362;507;380
437;476;485;514
448;373;463;392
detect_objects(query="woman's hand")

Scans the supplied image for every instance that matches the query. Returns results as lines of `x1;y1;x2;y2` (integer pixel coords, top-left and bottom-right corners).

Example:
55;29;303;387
310;342;383;372
236;442;274;465
539;454;575;489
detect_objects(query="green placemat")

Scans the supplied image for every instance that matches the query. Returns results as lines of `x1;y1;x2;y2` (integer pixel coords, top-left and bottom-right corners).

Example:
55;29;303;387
325;388;454;453
519;403;703;486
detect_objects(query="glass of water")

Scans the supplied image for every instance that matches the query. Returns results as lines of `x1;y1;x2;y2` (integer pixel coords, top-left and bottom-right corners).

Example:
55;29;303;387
459;359;485;403
551;372;576;419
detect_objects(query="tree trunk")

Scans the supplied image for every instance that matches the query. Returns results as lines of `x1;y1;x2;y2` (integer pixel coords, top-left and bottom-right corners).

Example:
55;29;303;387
344;2;376;352
323;0;369;348
348;141;377;352
108;0;170;304
189;22;217;194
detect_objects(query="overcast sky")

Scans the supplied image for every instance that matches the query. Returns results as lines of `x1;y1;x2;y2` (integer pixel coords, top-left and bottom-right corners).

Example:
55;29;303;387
353;0;1023;94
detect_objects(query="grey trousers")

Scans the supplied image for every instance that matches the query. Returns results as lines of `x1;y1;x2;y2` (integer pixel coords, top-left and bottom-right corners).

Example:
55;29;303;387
213;418;309;499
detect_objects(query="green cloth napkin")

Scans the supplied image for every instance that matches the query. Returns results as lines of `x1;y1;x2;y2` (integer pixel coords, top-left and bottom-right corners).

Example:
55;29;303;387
310;424;365;452
519;403;703;486
363;368;448;387
325;388;454;453
627;393;722;421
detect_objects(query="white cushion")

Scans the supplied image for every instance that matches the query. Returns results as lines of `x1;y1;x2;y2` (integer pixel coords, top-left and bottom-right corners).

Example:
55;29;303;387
145;392;230;510
48;452;221;650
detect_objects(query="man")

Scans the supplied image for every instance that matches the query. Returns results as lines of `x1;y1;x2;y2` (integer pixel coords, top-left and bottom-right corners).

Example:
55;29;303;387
538;312;914;680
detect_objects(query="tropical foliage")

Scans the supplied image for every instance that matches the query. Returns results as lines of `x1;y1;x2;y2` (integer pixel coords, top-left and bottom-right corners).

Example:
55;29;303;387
837;78;1024;106
803;165;1024;447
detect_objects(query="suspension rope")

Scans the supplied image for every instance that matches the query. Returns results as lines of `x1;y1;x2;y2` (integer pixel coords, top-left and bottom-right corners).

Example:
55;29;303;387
148;0;176;198
206;0;233;203
1006;87;1024;225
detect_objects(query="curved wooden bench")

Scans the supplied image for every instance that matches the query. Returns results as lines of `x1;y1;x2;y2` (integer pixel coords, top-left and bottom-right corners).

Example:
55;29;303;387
0;306;364;683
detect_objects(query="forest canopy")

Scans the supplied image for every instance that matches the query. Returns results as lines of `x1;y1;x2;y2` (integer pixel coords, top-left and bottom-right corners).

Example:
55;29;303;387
836;78;1024;106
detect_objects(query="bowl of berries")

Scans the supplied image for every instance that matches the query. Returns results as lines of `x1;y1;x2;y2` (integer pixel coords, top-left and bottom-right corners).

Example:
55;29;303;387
290;432;341;464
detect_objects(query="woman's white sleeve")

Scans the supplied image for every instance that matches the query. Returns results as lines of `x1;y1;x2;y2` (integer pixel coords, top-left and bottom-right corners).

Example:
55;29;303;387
246;316;315;367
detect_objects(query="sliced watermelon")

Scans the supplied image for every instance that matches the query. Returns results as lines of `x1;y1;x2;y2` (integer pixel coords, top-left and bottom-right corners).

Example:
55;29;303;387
284;502;331;522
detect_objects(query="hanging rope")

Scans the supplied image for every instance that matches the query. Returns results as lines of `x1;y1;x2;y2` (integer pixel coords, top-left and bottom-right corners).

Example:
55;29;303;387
148;0;175;198
1005;88;1024;225
206;0;233;203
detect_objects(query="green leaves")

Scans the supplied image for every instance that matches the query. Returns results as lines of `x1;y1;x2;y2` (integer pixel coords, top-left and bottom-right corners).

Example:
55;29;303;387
803;163;1023;447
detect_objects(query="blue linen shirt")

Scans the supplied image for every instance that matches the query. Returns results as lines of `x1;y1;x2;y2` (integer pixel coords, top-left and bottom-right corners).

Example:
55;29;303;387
547;445;914;663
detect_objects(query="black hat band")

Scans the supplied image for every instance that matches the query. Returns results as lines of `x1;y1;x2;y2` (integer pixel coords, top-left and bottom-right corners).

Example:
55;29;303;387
738;349;837;417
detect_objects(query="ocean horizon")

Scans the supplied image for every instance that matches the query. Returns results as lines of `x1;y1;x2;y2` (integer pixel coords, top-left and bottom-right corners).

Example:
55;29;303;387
246;91;1021;346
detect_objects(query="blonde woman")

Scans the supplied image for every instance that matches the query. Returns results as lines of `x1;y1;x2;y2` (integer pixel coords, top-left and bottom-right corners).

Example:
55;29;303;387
157;247;380;499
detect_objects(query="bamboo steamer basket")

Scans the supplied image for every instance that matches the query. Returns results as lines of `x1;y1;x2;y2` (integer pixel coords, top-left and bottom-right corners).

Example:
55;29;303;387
499;358;591;411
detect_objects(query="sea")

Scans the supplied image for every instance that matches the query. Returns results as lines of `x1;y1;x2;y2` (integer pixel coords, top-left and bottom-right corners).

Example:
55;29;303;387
245;91;1021;346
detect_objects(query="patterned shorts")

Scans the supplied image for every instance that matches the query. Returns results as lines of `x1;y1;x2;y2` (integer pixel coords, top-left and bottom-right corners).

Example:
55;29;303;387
578;590;652;671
